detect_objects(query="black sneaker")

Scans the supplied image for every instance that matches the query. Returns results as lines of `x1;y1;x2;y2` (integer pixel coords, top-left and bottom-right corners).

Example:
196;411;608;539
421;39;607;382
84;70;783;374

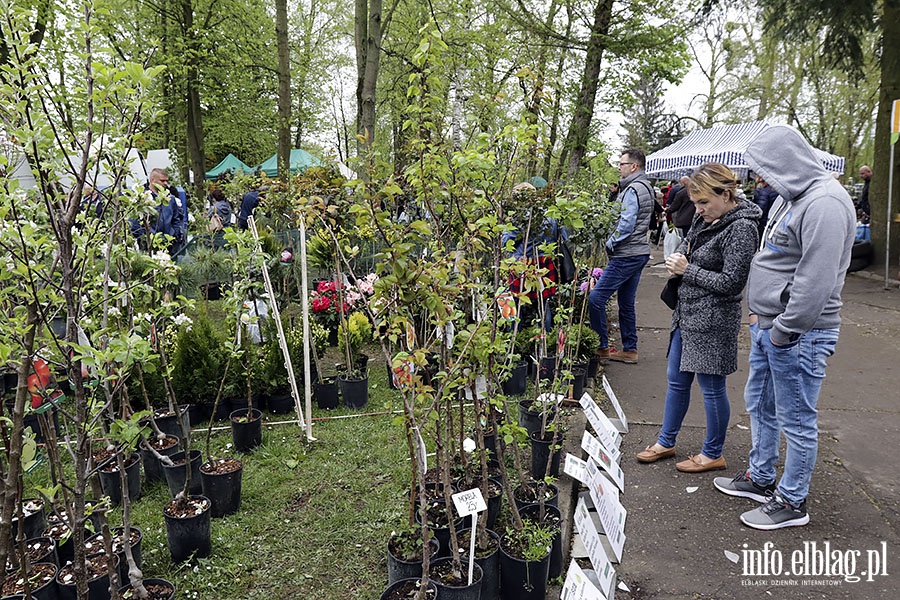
740;492;809;530
713;471;776;503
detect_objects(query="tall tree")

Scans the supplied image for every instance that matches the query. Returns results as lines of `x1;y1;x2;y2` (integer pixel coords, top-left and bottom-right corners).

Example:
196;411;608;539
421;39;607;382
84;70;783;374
621;75;684;153
756;0;899;269
276;0;291;179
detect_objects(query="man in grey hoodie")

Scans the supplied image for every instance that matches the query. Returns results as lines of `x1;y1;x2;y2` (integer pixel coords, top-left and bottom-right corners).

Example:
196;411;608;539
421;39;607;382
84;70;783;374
713;125;856;530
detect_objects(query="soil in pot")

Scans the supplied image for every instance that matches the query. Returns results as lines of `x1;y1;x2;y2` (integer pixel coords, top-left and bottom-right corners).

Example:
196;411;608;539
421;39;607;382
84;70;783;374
57;553;117;600
119;578;176;600
5;537;57;571
162;449;203;497
98;452;142;506
513;480;559;512
230;408;262;453
338;373;368;409
42;521;73;566
380;577;437;600
85;527;142;584
2;562;57;600
458;527;501;600
386;533;439;585
200;458;243;517
11;498;46;541
530;430;563;479
163;496;212;563
428;557;482;600
140;434;180;484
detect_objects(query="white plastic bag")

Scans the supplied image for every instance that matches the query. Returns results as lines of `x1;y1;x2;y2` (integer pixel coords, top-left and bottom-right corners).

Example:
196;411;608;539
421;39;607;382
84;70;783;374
663;226;683;259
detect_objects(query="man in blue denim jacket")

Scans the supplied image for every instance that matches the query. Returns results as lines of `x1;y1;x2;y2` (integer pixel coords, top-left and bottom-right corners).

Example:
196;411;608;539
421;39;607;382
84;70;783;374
714;125;856;530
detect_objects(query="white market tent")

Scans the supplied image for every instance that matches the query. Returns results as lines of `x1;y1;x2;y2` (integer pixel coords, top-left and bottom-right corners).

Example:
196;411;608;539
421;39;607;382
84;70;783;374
645;121;846;181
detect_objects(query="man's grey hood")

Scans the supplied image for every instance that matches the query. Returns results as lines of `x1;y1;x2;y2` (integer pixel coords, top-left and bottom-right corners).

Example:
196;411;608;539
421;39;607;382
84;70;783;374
743;125;829;202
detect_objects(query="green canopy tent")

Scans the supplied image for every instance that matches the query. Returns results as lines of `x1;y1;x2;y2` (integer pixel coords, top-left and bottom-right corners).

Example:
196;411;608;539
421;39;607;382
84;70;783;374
205;153;253;179
255;148;325;177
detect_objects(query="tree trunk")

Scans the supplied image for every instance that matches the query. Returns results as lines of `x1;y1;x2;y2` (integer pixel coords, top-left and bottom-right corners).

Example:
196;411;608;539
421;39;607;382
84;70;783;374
356;0;383;160
559;0;614;180
870;1;900;272
276;0;292;179
182;0;206;193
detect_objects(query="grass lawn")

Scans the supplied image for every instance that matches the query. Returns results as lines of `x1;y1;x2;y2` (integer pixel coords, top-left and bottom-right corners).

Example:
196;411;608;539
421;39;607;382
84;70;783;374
26;362;424;599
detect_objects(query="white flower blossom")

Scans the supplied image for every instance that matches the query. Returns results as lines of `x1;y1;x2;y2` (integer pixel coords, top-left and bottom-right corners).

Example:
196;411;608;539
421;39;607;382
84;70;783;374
108;306;121;318
463;437;476;453
173;314;193;328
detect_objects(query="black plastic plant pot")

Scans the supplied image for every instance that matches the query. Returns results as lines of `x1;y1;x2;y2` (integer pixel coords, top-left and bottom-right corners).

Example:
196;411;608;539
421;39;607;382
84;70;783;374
499;540;550;600
530;431;563;480
339;373;368;409
9;536;58;570
2;562;58;600
56;553;117;600
42;521;73;567
587;355;601;378
457;527;501;600
380;577;437;600
98;452;142;507
571;367;587;401
428;557;483;600
163;495;212;564
140;434;180;484
11;498;46;541
520;503;563;580
501;360;529;396
538;355;557;382
266;389;295;415
150;405;191;444
414;504;463;560
162;450;203;498
386;536;439;585
314;377;340;410
513;480;559;513
85;526;143;586
517;400;556;441
119;578;176;600
200;458;243;518
230;409;262;453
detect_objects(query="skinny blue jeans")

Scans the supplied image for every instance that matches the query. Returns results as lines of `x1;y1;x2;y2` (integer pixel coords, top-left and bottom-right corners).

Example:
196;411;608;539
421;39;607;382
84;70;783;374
588;254;649;351
744;323;839;505
657;328;730;459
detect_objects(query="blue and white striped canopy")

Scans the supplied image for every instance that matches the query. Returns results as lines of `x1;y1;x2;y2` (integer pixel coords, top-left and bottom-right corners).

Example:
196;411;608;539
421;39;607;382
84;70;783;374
645;121;846;181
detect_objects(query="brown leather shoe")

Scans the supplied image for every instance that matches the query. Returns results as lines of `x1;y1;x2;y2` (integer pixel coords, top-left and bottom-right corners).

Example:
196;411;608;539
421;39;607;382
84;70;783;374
594;348;610;362
609;349;638;364
676;454;727;473
636;445;676;463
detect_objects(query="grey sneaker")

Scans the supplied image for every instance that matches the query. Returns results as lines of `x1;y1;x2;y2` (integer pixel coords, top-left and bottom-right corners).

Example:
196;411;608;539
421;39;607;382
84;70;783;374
713;471;776;503
740;492;809;530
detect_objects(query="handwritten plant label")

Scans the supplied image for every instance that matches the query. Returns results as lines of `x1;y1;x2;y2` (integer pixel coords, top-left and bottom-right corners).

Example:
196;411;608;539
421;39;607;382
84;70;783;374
452;488;487;518
579;393;622;450
581;431;625;492
584;457;627;562
601;375;628;433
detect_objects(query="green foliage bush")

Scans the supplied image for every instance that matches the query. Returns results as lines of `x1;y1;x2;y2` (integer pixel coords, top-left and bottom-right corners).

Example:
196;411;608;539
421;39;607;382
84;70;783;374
171;314;226;404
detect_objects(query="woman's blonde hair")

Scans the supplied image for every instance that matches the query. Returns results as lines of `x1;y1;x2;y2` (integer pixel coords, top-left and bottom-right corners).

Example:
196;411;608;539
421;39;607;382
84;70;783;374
687;162;739;202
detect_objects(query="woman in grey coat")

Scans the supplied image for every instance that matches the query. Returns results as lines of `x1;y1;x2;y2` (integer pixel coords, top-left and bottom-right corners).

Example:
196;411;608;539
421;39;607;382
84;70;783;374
636;162;761;472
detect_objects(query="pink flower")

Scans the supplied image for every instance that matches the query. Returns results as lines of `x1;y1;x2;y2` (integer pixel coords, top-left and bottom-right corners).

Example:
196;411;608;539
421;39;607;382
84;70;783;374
580;281;589;293
592;267;603;278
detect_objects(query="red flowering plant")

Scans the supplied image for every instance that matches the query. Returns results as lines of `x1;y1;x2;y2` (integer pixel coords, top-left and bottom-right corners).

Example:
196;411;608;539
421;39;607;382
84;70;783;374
310;279;350;332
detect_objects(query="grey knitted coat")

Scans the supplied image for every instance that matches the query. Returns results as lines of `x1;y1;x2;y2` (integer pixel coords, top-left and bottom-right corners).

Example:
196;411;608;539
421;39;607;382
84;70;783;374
671;200;762;375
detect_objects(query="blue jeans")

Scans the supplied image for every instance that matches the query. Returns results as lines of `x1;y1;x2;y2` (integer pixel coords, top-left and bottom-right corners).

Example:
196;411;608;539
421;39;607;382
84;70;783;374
744;323;839;505
588;254;649;351
657;328;730;458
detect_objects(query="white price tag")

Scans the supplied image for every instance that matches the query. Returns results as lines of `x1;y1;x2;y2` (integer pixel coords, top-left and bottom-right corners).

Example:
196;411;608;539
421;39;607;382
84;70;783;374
452;488;487;518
